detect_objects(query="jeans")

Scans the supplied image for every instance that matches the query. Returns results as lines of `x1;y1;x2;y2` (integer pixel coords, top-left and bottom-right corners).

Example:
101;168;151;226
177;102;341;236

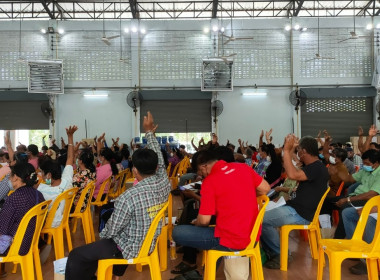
260;205;309;257
173;225;238;251
342;207;376;243
178;173;197;187
65;239;127;280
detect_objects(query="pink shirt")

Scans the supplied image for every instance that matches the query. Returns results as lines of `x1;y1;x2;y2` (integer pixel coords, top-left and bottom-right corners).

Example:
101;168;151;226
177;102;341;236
28;158;38;170
94;163;112;199
0;166;11;180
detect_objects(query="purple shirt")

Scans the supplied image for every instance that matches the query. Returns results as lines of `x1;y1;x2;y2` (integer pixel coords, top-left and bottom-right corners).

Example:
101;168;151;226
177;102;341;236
0;186;45;255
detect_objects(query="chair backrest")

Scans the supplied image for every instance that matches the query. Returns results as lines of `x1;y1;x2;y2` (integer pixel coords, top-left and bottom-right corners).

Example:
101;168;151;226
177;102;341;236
44;188;78;229
93;176;112;204
108;174;122;197
135;201;169;260
245;195;269;250
6;200;50;257
72;181;95;214
352;195;380;252
311;187;330;226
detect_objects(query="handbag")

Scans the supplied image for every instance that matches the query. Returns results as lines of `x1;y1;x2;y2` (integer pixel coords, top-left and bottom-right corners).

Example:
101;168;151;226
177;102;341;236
0;235;13;254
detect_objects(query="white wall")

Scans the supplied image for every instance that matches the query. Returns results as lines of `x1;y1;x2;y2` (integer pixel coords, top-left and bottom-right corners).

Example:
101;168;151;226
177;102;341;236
55;93;135;145
216;88;294;147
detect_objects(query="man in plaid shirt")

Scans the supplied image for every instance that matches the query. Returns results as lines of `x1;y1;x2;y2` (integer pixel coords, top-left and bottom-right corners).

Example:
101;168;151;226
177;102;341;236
66;112;171;280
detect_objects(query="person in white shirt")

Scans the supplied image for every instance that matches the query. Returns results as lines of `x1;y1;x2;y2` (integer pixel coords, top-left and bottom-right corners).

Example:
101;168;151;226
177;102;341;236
38;126;77;228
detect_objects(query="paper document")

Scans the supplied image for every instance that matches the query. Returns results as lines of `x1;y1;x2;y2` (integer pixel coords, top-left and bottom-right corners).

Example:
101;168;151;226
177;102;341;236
265;196;286;212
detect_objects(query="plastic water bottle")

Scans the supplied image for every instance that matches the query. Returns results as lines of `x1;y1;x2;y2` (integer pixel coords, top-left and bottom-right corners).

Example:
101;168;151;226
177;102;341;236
170;240;177;260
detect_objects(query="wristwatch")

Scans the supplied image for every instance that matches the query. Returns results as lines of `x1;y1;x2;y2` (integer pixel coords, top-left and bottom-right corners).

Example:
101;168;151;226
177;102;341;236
347;196;351;203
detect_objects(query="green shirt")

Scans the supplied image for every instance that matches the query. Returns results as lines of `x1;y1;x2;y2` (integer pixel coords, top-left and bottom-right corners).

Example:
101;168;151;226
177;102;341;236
351;166;380;196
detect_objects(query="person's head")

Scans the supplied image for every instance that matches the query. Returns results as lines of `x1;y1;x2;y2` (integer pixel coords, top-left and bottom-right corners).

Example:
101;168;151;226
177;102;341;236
27;144;39;157
258;144;269;160
370;142;380;150
41;145;48;155
213;146;234;163
330;148;347;165
120;148;130;161
361;149;380;172
226;143;235;152
196;149;218;178
132;148;158;180
99;148;119;175
11;152;29;166
16;144;27;153
40;159;62;184
9;162;38;189
296;136;319;163
318;147;325;160
245;148;253;159
346;147;354;159
78;149;95;173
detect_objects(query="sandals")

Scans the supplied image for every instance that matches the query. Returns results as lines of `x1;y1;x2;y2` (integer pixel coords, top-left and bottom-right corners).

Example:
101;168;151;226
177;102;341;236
170;261;197;274
170;270;203;280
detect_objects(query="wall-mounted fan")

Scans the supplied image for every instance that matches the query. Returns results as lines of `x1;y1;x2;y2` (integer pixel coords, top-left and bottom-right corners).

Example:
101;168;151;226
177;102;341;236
211;100;223;123
289;89;307;111
41;102;53;118
126;90;142;116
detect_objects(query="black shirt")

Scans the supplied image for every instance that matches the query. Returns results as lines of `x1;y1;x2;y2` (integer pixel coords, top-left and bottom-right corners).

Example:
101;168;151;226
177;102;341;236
286;160;329;221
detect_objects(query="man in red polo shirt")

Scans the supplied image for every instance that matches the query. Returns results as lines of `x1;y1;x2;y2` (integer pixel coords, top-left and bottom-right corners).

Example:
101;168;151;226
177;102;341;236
172;148;270;279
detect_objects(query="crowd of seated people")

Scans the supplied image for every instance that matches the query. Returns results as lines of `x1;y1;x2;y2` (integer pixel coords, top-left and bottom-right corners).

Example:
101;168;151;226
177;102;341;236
0;121;379;280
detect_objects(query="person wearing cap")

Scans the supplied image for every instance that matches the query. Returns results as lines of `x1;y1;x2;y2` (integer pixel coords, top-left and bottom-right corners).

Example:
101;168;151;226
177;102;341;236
346;146;362;168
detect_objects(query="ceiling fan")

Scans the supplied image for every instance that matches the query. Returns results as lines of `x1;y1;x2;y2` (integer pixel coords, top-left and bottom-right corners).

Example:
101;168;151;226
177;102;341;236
338;8;370;43
100;0;120;45
306;16;335;62
223;18;253;45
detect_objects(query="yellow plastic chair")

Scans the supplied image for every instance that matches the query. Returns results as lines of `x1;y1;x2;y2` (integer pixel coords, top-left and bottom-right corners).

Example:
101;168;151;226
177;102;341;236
317;195;380;280
41;188;78;260
70;181;96;244
107;173;122;200
203;195;269;280
97;201;169;280
157;193;173;271
280;187;330;271
0;200;50;280
91;176;112;208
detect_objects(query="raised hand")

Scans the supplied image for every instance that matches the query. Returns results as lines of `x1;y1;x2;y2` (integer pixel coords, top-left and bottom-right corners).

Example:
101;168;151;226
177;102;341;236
260;130;264;138
369;124;377;137
283;134;299;152
358;126;364;137
65;125;78;136
143;111;158;133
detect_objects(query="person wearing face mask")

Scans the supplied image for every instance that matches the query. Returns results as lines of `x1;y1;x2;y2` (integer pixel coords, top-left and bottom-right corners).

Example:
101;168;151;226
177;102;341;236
65;112;171;280
261;135;329;269
0;162;45;276
254;143;271;177
71;149;96;213
325;148;349;197
324;149;380;239
37;126;77;228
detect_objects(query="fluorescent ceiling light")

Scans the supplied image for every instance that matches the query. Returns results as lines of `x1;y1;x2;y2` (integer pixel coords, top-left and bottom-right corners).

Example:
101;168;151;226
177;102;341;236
376;23;380;29
140;28;146;34
301;27;307;31
242;89;267;96
203;27;209;33
83;94;108;97
131;26;138;33
124;28;129;33
220;27;225;32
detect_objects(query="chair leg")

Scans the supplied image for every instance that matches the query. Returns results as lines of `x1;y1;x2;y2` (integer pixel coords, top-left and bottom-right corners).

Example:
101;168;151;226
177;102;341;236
317;247;325;280
367;258;379;280
149;250;162;280
53;230;65;260
252;246;264;280
308;230;318;259
204;253;217;280
71;217;78;233
65;224;73;252
280;228;291;271
82;215;90;244
97;262;113;280
87;210;95;242
136;263;143;272
329;255;342;280
33;247;43;280
158;225;168;271
19;254;35;280
12;263;18;274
